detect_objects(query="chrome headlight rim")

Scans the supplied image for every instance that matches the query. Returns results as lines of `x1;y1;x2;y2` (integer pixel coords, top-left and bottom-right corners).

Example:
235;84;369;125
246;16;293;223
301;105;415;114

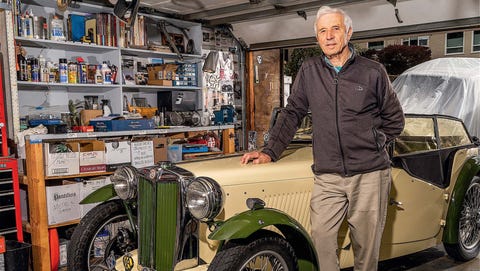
186;176;224;222
111;166;138;200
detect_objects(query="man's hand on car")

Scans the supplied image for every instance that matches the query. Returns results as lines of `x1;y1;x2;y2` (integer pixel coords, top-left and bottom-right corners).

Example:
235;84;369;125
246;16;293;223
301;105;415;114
240;151;272;165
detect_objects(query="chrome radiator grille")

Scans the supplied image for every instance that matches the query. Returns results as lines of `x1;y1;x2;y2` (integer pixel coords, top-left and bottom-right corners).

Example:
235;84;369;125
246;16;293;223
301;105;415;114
138;174;179;270
137;165;198;271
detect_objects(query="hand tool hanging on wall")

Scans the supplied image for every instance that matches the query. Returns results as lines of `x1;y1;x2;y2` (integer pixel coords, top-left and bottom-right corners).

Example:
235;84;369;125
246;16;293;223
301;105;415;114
158;20;196;60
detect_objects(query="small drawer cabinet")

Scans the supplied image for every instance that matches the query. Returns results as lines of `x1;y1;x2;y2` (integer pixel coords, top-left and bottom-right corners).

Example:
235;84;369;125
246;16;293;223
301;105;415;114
0;158;22;242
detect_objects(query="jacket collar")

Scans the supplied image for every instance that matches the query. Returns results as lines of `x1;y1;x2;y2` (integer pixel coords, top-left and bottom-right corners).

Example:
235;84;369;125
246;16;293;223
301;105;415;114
322;43;356;72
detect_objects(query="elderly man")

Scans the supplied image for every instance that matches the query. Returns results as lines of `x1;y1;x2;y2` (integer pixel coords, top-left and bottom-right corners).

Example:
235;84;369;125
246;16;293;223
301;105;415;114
241;6;405;271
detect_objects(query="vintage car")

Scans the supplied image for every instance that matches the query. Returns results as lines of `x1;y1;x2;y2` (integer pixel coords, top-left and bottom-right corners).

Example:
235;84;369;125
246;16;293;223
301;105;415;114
67;113;480;271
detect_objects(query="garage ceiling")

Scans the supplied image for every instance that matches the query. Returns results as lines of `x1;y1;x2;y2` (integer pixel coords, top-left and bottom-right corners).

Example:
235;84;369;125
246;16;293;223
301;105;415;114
139;0;372;26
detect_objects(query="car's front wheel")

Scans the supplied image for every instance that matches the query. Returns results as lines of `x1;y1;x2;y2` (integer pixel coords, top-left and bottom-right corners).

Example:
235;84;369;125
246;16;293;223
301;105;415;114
444;176;480;261
208;232;298;271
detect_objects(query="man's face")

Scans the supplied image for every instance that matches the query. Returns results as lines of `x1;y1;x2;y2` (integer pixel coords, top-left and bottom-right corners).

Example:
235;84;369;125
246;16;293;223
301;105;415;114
315;12;352;57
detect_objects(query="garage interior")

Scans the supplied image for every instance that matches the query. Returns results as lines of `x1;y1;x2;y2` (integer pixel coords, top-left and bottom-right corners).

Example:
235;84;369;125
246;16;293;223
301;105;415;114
0;0;478;270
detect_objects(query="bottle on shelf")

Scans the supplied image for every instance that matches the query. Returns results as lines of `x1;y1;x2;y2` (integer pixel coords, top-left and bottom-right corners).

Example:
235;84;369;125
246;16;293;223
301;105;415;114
95;65;103;84
22;10;33;38
50;15;65;41
101;61;112;85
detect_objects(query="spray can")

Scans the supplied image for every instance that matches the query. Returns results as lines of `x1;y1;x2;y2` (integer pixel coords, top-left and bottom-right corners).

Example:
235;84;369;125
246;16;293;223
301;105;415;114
68;62;77;84
59;58;68;83
31;57;39;82
77;58;87;84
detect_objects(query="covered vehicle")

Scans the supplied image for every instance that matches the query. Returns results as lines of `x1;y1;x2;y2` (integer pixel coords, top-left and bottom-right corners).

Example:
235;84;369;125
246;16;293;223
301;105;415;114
392;57;480;137
68;113;480;271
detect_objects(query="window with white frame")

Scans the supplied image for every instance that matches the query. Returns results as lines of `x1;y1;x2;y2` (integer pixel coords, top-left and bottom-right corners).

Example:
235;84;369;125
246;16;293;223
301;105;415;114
446;32;464;54
402;36;429;47
473;30;480;53
368;41;384;50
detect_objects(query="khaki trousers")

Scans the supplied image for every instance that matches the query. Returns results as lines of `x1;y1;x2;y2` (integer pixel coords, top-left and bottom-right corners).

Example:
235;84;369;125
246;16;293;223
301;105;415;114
310;169;391;271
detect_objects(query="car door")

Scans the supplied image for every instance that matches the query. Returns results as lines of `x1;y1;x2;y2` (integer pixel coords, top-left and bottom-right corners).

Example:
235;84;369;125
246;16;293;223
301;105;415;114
382;116;447;246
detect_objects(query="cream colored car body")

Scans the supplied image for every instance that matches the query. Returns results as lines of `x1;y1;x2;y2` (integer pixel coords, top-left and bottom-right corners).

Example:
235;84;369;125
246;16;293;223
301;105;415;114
116;114;479;270
179;145;478;269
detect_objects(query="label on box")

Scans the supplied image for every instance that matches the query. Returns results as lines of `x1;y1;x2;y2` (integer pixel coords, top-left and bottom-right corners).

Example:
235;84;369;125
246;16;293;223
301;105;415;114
46;182;81;225
131;141;154;168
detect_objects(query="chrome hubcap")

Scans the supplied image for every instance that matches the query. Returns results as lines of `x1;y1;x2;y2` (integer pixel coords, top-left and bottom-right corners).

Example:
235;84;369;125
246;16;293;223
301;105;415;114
241;250;288;271
459;182;480;250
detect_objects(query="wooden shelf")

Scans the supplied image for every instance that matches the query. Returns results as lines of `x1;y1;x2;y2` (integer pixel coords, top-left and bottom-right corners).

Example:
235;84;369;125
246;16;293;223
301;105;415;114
48;219;81;229
26;125;234;143
45;171;112;181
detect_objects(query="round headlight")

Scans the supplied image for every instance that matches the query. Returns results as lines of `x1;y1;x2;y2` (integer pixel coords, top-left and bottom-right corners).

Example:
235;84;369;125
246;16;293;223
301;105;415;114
111;166;138;200
186;177;224;221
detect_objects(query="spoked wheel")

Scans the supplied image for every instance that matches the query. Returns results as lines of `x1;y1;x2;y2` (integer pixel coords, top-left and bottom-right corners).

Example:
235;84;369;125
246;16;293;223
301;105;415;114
240;249;291;271
444;176;480;261
68;200;137;271
208;231;298;271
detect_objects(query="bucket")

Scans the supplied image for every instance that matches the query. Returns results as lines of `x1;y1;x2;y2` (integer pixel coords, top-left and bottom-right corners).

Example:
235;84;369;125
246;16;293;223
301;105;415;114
4;240;31;271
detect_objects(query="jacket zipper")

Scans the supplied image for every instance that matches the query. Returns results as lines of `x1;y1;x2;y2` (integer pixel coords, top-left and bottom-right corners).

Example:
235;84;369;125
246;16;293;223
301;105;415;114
334;76;348;176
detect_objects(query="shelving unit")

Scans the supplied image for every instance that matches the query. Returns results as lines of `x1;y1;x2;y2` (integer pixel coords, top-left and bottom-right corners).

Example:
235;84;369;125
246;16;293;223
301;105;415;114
12;0;204;117
24;124;234;271
0;1;242;270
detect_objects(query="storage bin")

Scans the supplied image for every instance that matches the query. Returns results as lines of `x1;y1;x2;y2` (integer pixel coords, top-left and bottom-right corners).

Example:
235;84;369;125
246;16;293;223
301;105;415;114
4;240;31;271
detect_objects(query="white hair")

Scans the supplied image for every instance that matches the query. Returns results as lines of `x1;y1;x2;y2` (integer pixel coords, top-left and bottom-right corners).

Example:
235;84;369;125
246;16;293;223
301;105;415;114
314;6;353;34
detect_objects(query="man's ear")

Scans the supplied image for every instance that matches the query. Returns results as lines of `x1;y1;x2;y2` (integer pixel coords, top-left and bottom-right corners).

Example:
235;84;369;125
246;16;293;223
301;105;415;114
347;27;353;41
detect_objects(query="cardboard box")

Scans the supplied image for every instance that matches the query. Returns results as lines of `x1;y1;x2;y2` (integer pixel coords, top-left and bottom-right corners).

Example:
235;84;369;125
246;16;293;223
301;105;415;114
104;140;131;171
46;181;81;225
44;141;80;177
153;137;168;163
80;177;111;217
147;63;177;86
79;140;106;173
80;109;103;126
131;140;154;168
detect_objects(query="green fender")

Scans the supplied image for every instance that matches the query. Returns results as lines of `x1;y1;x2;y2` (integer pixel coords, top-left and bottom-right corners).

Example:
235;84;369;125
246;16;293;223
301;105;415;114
443;156;480;244
80;183;117;204
209;208;319;271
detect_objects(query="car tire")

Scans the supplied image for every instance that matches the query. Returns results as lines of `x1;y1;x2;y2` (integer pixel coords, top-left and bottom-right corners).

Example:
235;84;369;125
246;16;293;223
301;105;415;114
207;232;298;271
67;200;136;271
444;176;480;261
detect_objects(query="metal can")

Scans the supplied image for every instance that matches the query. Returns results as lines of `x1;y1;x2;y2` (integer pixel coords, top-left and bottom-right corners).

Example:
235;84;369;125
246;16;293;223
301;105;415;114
59;58;68;83
68;62;77;84
78;62;87;84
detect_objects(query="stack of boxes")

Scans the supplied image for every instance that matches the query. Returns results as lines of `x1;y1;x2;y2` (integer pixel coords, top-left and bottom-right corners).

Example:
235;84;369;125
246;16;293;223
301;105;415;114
41;137;169;226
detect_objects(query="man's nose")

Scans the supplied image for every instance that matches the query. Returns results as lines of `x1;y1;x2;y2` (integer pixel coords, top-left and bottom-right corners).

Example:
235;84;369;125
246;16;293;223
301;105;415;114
326;30;334;39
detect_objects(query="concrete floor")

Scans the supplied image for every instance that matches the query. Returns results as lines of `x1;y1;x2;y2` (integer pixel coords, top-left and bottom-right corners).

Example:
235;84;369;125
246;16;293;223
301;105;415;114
341;244;480;271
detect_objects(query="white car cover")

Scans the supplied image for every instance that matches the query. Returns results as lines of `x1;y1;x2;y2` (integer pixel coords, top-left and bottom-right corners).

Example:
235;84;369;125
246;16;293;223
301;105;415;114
393;57;480;137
